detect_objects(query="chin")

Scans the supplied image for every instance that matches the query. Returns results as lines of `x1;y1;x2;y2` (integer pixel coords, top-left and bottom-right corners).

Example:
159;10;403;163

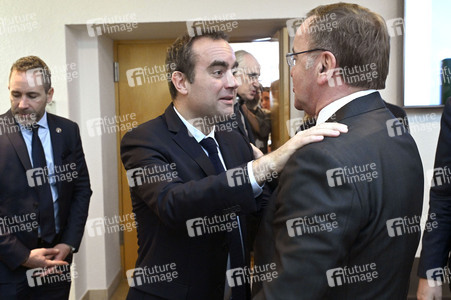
294;100;303;111
217;107;233;117
223;108;234;117
14;114;36;127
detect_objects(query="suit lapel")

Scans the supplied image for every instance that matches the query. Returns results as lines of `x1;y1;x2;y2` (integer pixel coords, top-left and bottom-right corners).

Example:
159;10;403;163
165;104;217;176
216;131;242;170
233;103;247;138
47;113;64;193
4;110;32;171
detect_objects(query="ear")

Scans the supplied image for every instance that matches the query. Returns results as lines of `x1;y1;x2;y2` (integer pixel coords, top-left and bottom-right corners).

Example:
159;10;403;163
171;71;189;96
46;87;54;104
317;51;337;86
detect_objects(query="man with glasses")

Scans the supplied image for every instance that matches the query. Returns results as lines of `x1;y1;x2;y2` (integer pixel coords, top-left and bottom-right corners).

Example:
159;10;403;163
121;31;347;300
233;50;261;145
234;51;271;154
253;3;423;299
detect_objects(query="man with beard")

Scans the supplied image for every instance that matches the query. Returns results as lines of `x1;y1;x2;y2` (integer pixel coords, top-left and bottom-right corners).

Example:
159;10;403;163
0;56;92;299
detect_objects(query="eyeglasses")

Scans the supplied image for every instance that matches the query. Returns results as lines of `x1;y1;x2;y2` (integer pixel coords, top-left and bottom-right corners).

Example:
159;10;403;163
286;48;329;67
234;72;260;84
246;73;260;82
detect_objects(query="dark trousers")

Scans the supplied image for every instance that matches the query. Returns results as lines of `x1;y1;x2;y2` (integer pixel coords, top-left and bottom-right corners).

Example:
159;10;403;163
127;287;168;300
0;272;71;300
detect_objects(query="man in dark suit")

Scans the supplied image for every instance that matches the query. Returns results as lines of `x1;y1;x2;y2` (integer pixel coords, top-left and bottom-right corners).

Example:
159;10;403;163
235;51;271;155
417;98;451;300
121;31;347;300
0;56;92;299
233;50;261;145
253;3;424;299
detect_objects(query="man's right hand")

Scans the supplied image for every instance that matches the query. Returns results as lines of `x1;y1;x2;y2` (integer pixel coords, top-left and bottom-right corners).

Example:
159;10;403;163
417;278;442;300
252;122;348;185
22;248;69;270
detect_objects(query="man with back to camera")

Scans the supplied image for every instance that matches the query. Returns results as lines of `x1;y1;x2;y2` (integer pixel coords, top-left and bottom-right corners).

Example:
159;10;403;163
253;3;423;299
120;31;347;300
0;56;92;299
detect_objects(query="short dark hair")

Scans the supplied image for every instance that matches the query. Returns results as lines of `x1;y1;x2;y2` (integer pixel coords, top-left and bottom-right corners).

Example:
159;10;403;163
10;56;52;93
306;3;390;89
166;31;229;100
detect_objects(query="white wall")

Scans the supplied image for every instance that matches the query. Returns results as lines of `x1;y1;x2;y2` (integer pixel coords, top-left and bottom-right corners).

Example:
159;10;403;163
0;0;441;298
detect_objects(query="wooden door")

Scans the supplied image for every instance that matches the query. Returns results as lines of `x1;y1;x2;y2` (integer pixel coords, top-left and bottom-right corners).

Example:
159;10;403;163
115;40;173;275
270;27;290;150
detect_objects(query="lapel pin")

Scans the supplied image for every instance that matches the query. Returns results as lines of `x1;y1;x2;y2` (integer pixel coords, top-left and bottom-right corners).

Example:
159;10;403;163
56;127;62;133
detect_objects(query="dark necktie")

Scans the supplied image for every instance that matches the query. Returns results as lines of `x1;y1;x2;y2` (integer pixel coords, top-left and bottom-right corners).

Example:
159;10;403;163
199;137;248;300
199;137;225;174
31;126;56;243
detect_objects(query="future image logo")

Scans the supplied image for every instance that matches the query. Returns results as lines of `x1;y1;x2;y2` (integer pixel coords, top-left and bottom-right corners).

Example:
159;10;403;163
326;263;378;287
427;167;451;188
326;163;378;187
86;13;138;37
186;13;238;37
386;18;404;37
426;267;451;287
186;213;238;237
126;263;178;287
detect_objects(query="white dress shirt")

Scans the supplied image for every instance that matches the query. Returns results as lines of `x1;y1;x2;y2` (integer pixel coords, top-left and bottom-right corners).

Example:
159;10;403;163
174;107;263;197
19;112;60;233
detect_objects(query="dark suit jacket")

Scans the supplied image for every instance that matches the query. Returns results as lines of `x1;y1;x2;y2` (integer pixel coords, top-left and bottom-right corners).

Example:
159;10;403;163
121;104;267;300
418;98;451;278
385;101;409;131
234;99;256;145
0;110;92;283
253;92;424;299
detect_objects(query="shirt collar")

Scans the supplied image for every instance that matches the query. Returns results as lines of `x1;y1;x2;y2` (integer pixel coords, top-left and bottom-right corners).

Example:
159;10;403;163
173;106;216;144
37;112;49;129
316;90;377;125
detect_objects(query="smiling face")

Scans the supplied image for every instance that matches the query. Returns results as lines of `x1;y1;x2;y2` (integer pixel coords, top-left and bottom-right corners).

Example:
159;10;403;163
183;37;239;120
9;70;53;126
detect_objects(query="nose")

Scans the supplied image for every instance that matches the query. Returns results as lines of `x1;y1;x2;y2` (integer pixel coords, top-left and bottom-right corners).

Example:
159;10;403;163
226;71;239;89
18;96;29;109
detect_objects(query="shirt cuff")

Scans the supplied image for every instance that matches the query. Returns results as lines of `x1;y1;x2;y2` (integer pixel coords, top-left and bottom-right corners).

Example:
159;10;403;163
247;161;263;198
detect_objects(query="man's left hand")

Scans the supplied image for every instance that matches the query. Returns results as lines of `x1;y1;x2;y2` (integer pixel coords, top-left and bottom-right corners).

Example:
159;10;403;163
52;243;72;261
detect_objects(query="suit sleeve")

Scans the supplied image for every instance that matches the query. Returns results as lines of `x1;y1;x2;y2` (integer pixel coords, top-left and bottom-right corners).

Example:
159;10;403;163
418;99;451;277
60;124;92;252
255;146;363;299
0;231;33;270
120;130;264;229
